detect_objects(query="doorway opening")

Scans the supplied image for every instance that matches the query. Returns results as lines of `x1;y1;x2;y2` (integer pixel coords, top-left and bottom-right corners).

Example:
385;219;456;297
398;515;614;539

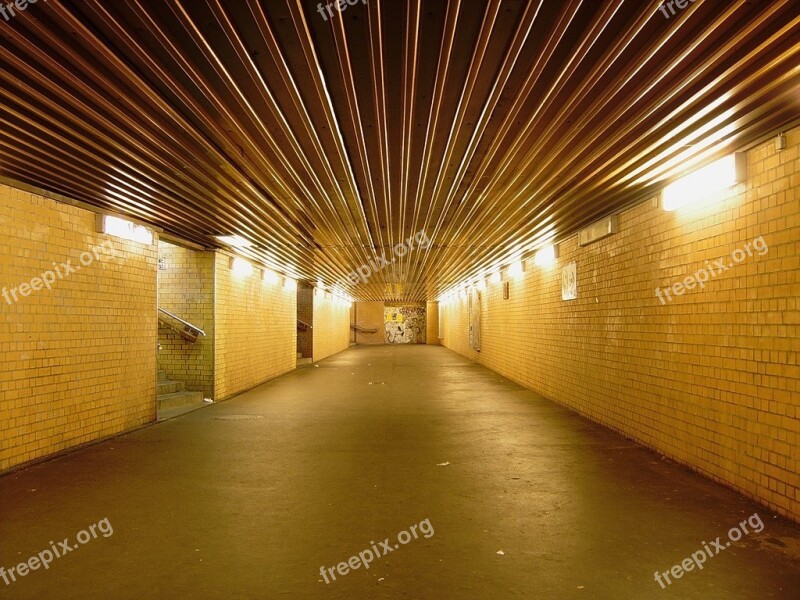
296;282;314;366
156;239;214;420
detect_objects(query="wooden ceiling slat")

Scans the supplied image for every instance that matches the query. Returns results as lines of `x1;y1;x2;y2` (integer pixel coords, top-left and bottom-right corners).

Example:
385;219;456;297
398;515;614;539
1;0;797;301
425;2;800;292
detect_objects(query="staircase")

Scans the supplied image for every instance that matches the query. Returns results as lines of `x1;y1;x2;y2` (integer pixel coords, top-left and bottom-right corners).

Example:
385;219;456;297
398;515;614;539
157;370;205;420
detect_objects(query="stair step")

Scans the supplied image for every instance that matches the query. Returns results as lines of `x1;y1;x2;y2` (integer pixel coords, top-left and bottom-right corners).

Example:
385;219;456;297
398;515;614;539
157;370;168;382
297;352;303;359
297;357;313;367
157;390;204;411
157;380;185;395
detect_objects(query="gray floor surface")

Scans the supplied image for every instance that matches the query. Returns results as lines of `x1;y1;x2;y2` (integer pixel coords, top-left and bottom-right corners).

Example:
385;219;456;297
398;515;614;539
1;345;798;599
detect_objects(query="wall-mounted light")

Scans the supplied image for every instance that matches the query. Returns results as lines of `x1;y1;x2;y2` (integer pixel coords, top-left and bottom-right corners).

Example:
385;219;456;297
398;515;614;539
230;256;254;277
215;234;253;248
262;269;280;285
534;244;558;267
283;278;297;291
662;153;746;211
98;214;154;245
489;271;501;284
476;278;487;291
507;261;525;278
579;215;618;246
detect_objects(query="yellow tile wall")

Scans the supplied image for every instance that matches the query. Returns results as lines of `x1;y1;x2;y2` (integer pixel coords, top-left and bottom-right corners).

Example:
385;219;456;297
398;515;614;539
441;128;800;523
213;254;295;400
157;241;215;397
312;292;351;361
426;301;440;345
0;184;157;472
350;300;356;344
354;301;385;345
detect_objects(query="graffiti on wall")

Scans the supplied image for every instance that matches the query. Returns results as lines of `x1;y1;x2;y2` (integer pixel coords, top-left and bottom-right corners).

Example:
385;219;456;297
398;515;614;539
384;305;426;344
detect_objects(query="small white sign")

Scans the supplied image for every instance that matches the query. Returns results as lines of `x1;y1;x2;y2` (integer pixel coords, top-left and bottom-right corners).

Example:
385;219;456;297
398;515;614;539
562;262;577;300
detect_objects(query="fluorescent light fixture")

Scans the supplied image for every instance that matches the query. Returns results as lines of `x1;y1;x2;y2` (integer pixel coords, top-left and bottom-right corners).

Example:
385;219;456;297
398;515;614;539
230;256;253;277
662;153;746;211
578;215;618;246
489;271;501;284
262;269;280;285
100;215;154;245
507;261;525;278
215;234;253;248
283;278;297;291
534;245;558;267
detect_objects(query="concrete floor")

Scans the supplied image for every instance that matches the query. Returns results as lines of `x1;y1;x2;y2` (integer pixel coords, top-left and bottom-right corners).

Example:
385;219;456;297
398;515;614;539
1;345;798;599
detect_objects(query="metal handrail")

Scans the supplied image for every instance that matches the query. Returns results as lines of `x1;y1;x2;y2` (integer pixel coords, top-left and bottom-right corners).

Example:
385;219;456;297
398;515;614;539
158;308;206;336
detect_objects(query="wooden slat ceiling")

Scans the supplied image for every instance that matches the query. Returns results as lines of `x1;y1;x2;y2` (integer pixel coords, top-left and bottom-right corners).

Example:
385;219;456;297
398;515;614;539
1;0;798;301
